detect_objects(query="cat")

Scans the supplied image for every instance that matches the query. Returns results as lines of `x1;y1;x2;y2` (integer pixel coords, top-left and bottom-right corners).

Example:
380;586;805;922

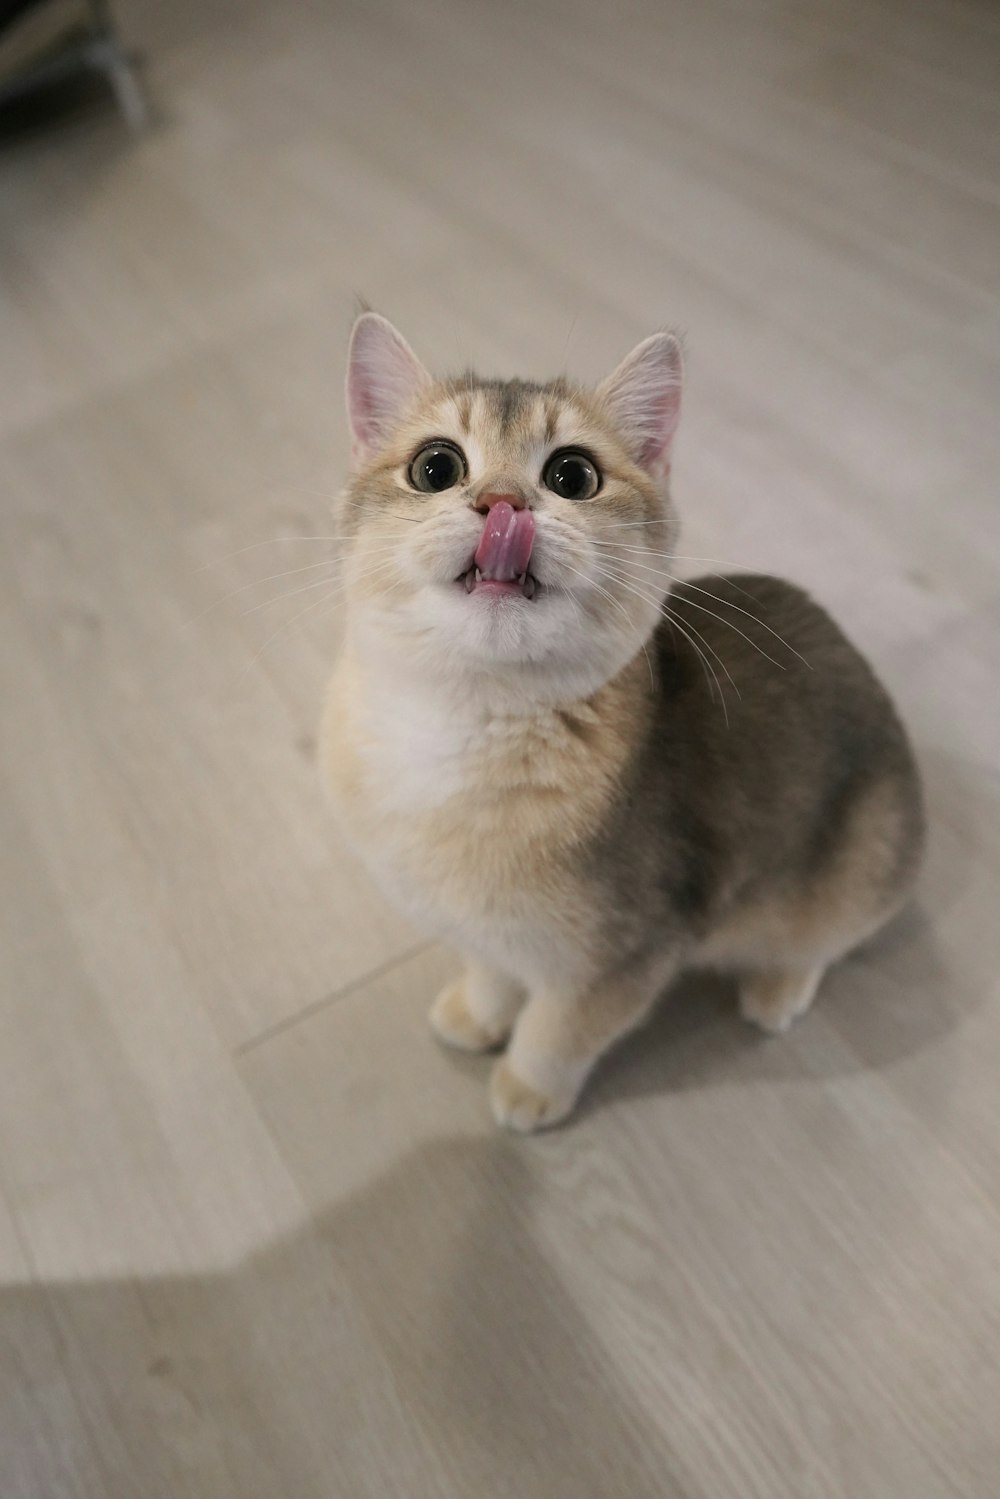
319;311;924;1132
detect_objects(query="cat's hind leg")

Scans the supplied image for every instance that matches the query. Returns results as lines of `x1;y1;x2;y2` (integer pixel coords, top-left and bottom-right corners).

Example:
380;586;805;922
731;894;904;1034
430;962;524;1053
732;775;920;1034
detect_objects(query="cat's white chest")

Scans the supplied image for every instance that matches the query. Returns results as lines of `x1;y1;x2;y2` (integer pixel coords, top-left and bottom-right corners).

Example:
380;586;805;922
352;677;483;816
319;657;607;980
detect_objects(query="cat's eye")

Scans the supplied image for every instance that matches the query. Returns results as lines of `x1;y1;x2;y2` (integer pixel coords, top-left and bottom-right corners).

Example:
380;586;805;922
408;441;467;494
542;449;601;502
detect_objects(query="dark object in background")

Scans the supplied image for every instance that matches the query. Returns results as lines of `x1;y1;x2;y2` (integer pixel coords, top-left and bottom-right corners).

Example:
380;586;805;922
0;0;146;129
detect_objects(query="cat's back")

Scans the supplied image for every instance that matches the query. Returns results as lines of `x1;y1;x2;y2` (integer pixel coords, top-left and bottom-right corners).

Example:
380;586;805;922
639;571;924;916
667;572;866;683
661;572;907;743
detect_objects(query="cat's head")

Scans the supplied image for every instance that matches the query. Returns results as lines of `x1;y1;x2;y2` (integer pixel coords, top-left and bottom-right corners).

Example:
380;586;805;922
337;312;682;702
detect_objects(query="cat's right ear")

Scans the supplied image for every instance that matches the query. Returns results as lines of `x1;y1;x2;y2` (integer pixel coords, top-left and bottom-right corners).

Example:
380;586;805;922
346;312;430;464
597;332;683;477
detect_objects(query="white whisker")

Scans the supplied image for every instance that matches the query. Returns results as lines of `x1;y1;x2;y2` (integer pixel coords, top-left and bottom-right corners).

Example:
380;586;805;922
592;547;760;601
198;535;358;570
598;553;800;669
581;558;735;721
558;558;656;691
591;538;744;567
661;605;729;725
238;560;401;680
201;557;342;616
240;582;346;680
381;511;425;525
595;561;740;705
203;540;406;619
241;557;398;617
590;517;676;529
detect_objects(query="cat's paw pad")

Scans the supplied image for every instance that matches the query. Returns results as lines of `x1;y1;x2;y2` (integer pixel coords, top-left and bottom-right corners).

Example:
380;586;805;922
489;1059;576;1133
429;982;506;1053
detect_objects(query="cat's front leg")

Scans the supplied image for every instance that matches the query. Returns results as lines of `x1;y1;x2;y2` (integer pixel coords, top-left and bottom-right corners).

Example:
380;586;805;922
490;959;675;1132
430;961;525;1054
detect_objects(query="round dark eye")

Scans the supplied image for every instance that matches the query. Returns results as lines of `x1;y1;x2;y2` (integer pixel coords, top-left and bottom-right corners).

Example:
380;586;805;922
408;442;466;493
542;450;601;501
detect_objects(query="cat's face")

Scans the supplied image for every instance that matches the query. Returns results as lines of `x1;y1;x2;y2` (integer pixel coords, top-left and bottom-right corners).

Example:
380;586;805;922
338;314;683;702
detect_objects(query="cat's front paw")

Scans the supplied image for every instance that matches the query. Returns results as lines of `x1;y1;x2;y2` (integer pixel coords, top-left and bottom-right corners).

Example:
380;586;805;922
739;965;823;1033
489;1059;577;1133
429;981;507;1053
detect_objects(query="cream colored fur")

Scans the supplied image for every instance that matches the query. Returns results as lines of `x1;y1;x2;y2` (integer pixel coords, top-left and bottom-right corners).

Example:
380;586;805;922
319;314;923;1131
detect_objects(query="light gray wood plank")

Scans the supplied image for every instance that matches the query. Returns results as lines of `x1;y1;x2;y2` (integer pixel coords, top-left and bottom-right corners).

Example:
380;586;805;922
2;0;999;1493
0;346;421;1048
0;779;446;1499
241;948;1000;1499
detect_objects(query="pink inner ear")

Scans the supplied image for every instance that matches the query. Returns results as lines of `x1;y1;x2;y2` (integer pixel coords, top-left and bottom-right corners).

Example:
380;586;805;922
600;333;683;475
346;314;428;460
629;351;682;471
347;374;379;452
638;385;681;470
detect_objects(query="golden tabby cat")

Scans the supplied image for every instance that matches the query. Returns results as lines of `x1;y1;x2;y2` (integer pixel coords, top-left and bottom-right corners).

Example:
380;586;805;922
320;313;923;1131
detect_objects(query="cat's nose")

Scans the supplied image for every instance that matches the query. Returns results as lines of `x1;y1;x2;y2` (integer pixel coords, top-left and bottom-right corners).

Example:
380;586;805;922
472;491;528;515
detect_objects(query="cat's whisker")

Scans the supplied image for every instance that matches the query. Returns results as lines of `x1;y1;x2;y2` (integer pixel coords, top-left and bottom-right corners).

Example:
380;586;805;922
592;560;739;713
238;561;401;681
240;558;399;618
200;520;422;571
204;541;407;618
693;572;759;602
606;560;795;670
590;522;743;557
661;605;729;724
313;573;408;637
591;543;763;598
577;556;733;715
591;537;746;565
557;559;656;691
241;581;347;681
589;516;675;527
200;557;343;617
259;485;423;522
198;535;359;570
591;547;760;602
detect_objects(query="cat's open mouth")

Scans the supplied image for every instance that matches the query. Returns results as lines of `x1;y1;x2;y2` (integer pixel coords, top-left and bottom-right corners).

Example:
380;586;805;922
456;566;538;599
458;500;537;599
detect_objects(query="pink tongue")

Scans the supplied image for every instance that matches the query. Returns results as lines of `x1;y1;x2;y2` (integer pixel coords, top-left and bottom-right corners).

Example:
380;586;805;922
473;502;535;581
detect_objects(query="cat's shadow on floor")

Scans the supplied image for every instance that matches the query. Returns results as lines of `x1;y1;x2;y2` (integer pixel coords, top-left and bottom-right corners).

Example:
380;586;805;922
576;747;988;1122
579;906;944;1119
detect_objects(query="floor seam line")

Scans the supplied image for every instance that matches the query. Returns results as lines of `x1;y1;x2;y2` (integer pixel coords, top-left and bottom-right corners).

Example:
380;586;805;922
232;940;434;1056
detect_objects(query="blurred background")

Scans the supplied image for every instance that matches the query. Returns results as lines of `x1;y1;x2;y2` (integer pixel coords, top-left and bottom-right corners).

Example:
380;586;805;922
1;1;998;1495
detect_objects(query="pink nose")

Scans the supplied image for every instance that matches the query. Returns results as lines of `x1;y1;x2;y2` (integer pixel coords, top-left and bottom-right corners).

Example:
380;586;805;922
473;491;527;515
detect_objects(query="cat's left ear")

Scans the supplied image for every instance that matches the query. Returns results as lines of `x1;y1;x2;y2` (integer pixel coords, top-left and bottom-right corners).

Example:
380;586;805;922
597;332;683;475
346;312;430;463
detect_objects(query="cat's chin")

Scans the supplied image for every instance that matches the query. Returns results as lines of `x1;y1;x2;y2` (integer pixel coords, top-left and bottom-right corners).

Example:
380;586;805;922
360;571;638;691
358;582;642;704
400;576;592;674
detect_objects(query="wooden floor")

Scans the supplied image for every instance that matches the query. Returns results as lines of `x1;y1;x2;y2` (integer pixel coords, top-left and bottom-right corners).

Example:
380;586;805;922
2;0;999;1493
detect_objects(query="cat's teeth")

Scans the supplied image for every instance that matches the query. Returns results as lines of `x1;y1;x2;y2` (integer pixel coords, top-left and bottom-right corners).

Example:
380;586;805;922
463;565;537;596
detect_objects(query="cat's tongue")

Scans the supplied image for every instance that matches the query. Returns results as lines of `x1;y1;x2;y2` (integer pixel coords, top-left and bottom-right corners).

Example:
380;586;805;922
473;502;535;581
